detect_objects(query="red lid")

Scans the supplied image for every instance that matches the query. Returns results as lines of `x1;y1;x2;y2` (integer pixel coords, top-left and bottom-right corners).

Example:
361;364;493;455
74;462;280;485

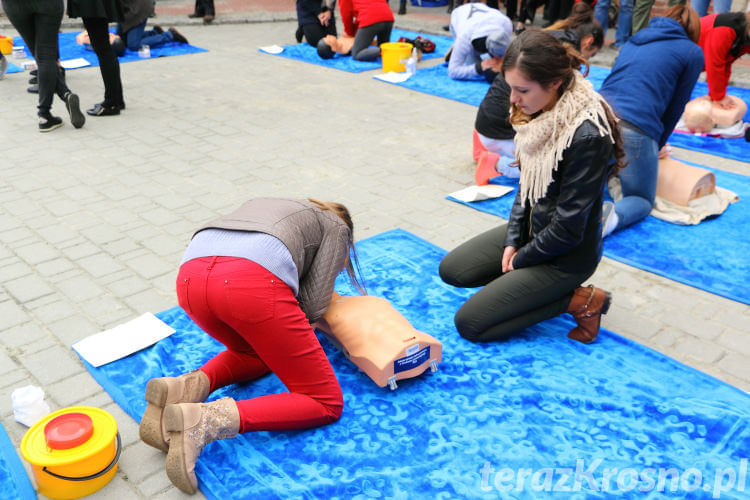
44;412;94;450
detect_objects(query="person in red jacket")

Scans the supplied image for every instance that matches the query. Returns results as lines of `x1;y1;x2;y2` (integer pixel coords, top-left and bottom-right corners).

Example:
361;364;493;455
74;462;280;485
699;12;750;110
338;0;394;61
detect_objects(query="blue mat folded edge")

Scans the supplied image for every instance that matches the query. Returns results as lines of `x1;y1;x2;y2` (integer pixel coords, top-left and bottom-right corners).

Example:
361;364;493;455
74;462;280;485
0;424;35;500
446;157;749;305
74;227;749;427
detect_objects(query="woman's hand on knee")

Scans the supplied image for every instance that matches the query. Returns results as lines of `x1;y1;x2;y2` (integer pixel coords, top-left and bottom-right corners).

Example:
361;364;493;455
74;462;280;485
502;246;517;273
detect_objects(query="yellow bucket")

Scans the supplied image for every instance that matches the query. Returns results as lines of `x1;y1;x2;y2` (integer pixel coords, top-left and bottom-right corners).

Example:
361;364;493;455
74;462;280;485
380;42;413;73
0;36;13;55
21;406;121;500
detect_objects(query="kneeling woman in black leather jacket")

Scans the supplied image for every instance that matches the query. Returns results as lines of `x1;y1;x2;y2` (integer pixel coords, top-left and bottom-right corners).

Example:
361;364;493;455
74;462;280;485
440;29;625;344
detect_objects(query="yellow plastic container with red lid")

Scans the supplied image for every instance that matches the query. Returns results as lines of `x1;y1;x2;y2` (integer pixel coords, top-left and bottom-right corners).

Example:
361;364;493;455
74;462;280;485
20;406;121;499
0;36;13;55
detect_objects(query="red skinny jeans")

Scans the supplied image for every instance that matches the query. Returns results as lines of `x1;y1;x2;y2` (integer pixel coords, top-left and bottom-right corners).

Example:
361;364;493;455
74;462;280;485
176;257;343;433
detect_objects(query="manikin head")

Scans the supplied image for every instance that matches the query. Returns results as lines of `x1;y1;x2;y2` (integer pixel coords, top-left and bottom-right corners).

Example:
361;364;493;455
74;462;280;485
682;99;715;133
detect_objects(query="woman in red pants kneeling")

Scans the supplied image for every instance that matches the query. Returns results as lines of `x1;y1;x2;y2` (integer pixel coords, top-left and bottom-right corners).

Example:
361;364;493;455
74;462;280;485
139;197;365;494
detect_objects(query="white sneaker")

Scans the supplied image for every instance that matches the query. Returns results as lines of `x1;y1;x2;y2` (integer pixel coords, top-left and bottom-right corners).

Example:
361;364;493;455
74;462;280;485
602;201;619;237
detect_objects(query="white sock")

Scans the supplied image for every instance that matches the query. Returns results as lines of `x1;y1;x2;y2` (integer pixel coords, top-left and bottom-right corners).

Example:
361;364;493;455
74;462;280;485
603;207;619;237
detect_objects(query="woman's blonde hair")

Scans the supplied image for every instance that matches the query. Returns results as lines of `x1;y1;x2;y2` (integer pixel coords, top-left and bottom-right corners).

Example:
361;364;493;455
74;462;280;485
308;199;366;295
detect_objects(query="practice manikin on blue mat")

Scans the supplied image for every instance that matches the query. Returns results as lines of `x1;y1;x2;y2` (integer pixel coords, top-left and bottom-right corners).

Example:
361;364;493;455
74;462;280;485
449;161;750;305
13;30;207;70
77;229;750;499
259;28;453;73
0;423;35;500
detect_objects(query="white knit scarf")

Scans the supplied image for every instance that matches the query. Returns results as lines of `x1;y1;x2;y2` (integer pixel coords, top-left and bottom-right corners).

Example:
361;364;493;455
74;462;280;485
513;71;615;205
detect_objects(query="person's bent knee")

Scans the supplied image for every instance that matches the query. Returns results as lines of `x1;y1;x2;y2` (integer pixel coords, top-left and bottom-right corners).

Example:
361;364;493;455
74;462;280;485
320;395;344;423
317;39;335;59
454;310;482;343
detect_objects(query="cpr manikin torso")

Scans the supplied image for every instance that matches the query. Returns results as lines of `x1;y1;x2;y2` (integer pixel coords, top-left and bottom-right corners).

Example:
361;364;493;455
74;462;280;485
317;292;442;389
681;95;747;133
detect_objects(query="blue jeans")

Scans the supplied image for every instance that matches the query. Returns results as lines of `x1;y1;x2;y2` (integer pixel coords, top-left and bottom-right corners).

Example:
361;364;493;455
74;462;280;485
613;125;658;231
691;0;731;15
119;21;174;52
595;0;634;47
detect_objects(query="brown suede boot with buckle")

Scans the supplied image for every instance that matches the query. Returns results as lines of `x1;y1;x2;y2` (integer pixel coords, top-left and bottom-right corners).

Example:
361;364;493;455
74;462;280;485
567;285;612;344
139;369;211;451
164;397;240;494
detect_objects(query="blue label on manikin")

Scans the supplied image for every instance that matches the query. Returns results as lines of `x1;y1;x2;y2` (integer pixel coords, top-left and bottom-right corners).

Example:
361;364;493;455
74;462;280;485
394;346;430;374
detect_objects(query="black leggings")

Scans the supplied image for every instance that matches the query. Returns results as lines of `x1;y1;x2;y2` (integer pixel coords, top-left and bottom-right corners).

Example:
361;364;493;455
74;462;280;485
302;20;337;47
2;0;70;114
439;224;595;342
82;17;124;107
351;21;393;61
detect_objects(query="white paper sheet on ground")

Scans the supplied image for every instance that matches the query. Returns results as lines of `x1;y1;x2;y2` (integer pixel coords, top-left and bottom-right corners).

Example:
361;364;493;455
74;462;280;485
72;312;175;367
61;58;91;69
373;71;412;83
449;184;514;202
259;45;284;54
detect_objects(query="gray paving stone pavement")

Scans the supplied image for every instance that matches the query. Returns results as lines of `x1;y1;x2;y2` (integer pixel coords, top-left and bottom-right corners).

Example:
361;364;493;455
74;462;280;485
0;5;748;499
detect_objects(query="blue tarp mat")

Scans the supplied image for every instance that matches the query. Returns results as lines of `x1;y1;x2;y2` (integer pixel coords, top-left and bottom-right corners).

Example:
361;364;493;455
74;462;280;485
448;161;750;305
78;229;750;499
377;63;750;161
12;30;207;71
0;423;35;500
259;28;453;73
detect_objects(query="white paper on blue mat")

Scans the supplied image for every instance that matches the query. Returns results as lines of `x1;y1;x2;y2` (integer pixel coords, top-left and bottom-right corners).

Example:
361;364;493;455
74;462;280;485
259;45;284;54
449;184;514;202
72;312;175;367
61;58;91;69
373;71;412;83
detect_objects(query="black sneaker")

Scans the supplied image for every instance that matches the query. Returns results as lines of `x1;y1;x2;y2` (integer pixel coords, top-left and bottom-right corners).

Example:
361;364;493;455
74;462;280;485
168;27;188;44
39;113;63;132
28;76;38;84
27;84;39;94
153;24;164;34
65;92;86;129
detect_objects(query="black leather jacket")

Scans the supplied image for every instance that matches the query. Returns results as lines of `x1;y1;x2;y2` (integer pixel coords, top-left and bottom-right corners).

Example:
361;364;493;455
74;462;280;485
504;119;613;274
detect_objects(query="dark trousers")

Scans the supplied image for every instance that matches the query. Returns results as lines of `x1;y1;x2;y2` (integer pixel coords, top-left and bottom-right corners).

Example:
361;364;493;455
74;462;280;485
302;19;337;47
192;0;215;16
439;224;594;342
545;0;573;24
351;21;393;61
82;17;123;107
2;0;69;114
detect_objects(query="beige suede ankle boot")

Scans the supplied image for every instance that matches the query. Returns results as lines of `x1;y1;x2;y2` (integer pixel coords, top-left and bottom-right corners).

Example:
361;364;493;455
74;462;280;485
139;369;211;451
164;397;240;494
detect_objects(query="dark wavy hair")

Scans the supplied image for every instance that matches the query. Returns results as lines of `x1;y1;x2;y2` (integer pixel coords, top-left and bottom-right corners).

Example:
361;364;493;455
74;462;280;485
545;2;594;31
501;29;626;176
